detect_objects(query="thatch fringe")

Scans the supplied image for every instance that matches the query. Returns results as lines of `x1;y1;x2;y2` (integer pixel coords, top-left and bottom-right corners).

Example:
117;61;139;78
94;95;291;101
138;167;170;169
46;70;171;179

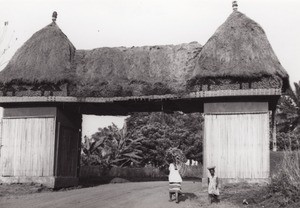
187;76;282;92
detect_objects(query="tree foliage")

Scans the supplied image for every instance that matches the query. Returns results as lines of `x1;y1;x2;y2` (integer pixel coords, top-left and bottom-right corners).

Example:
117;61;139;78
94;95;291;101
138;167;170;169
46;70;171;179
81;123;143;168
276;132;299;151
125;112;203;167
81;112;203;169
276;82;300;150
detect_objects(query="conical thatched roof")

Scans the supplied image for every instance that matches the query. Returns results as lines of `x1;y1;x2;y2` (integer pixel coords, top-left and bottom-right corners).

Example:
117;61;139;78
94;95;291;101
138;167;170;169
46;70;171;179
193;11;288;82
0;22;76;83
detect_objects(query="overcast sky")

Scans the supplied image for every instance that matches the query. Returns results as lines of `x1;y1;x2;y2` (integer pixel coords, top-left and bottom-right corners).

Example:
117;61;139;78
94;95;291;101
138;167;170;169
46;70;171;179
0;0;299;136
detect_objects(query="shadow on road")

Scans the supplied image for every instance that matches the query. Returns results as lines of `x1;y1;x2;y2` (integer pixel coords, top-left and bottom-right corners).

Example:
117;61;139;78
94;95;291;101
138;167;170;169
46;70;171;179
180;192;198;202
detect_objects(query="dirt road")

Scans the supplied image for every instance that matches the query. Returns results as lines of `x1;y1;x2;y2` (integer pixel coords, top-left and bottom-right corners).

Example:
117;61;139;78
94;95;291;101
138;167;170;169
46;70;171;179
0;181;240;208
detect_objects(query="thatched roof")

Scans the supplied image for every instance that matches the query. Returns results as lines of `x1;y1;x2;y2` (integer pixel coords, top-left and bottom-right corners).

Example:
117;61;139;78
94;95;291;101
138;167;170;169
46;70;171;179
73;42;202;96
193;11;288;82
0;22;76;83
0;10;290;97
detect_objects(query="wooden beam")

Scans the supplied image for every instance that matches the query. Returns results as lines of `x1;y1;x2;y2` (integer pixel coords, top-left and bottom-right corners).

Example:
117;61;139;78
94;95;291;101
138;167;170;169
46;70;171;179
0;89;281;104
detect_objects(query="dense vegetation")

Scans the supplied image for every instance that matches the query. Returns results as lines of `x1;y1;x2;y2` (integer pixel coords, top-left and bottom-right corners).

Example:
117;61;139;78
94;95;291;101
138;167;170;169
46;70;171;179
125;112;203;167
81;112;203;169
276;82;300;150
81;124;143;169
268;81;300;207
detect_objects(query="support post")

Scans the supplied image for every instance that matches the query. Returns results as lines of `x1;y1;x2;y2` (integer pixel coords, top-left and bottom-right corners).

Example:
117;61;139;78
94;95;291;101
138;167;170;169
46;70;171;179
271;110;277;151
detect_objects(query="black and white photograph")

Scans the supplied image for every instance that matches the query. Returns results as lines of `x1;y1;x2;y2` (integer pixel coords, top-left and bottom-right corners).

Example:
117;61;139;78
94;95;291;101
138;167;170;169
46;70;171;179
0;0;299;207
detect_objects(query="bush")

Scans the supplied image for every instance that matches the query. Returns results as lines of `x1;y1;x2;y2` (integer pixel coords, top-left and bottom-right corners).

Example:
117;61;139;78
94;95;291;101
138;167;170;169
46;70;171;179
182;164;203;178
109;166;165;179
276;132;300;151
268;151;300;207
270;151;285;176
80;165;203;181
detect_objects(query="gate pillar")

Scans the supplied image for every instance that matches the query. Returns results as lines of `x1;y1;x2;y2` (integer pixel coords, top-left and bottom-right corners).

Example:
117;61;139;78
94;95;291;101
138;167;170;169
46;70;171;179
0;106;81;188
203;101;270;184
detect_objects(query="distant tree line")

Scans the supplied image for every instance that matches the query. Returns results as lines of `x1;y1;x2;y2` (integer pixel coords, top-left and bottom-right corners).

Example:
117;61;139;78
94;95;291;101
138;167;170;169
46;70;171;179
81;112;203;168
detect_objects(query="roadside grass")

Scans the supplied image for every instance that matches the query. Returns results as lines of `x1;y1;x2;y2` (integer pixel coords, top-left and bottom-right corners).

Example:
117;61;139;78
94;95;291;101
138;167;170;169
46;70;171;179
0;183;51;197
222;151;300;208
265;151;300;207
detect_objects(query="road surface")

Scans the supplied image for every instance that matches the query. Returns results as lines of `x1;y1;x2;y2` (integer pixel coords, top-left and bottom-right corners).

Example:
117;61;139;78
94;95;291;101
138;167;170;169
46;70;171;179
0;181;238;208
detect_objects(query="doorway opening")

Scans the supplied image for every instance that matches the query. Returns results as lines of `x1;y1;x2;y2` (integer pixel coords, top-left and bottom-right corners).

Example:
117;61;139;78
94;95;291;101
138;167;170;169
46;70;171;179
79;112;204;186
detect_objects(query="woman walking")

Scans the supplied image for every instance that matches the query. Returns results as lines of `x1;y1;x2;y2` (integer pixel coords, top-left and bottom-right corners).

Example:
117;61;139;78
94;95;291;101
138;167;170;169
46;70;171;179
165;147;186;203
168;156;182;203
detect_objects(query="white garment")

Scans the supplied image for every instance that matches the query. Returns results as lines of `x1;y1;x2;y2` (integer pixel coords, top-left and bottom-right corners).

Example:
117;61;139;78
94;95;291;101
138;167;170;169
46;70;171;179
168;163;182;183
208;174;220;195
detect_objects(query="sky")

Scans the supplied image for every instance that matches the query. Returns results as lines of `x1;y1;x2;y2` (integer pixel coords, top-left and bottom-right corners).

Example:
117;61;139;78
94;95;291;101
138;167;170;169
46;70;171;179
82;115;128;137
0;0;300;136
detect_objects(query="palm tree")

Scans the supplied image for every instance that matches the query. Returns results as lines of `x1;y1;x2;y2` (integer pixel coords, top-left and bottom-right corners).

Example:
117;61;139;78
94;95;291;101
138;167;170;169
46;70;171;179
81;124;143;168
276;82;300;150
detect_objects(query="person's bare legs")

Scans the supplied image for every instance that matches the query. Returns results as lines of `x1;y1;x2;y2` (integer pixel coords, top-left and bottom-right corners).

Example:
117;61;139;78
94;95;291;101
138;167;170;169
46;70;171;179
169;192;173;202
175;191;179;203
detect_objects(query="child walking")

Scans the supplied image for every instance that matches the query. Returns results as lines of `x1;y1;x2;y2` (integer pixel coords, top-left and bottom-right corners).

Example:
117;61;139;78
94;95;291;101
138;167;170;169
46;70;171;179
207;166;220;203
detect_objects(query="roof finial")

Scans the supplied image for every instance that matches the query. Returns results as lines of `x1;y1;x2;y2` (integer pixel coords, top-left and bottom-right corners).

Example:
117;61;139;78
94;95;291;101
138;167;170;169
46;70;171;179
232;1;238;11
52;11;57;22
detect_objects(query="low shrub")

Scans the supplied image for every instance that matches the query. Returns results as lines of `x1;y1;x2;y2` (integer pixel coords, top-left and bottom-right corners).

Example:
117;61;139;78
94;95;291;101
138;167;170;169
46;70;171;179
80;164;203;181
180;164;203;178
109;166;166;179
